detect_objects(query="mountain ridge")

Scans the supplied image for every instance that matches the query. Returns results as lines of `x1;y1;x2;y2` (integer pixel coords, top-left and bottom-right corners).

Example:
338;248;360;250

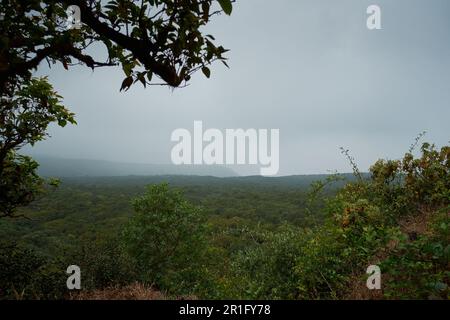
30;155;238;178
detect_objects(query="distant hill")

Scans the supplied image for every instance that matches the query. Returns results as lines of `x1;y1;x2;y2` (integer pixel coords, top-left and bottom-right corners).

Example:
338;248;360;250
46;172;360;192
32;155;237;178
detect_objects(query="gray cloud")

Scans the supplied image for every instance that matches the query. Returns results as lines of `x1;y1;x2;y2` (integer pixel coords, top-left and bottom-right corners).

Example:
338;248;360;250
26;0;450;175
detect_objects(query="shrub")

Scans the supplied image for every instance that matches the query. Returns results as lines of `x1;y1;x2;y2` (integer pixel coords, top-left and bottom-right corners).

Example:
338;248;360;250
227;225;304;299
67;235;138;291
292;141;449;299
380;207;450;299
121;183;209;296
0;243;66;299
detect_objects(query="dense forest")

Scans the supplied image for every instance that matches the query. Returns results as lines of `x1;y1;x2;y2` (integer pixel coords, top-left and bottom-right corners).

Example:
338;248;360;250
1;142;448;299
1;0;449;301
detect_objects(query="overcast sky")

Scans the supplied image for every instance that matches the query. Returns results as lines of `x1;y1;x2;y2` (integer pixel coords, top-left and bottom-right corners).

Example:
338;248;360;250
26;0;450;176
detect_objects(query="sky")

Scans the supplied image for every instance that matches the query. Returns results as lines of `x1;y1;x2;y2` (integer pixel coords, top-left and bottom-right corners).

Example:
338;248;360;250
26;0;450;176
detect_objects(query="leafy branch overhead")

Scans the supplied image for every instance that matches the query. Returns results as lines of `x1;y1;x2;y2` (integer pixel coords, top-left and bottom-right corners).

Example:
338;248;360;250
0;0;233;218
0;0;233;92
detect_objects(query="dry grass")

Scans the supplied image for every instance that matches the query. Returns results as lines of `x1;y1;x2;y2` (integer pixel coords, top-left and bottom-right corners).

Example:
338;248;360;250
68;282;166;300
344;274;385;300
397;207;435;237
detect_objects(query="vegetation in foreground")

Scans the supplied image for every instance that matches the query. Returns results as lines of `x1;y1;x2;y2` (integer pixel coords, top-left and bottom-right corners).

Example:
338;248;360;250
0;141;448;300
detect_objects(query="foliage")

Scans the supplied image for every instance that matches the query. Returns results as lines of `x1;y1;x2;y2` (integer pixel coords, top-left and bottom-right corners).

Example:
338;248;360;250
0;77;74;217
121;183;208;295
225;225;304;299
67;235;138;290
0;0;232;91
0;243;67;299
380;207;450;299
0;0;232;218
0;142;448;300
291;142;449;299
370;142;450;214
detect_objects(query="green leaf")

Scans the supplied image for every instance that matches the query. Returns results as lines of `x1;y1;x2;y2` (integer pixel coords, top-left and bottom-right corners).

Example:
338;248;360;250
202;67;211;78
217;0;232;15
123;63;132;77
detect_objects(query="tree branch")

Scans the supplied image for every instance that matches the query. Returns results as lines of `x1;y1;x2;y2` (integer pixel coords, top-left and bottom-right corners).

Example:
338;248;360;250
58;0;182;86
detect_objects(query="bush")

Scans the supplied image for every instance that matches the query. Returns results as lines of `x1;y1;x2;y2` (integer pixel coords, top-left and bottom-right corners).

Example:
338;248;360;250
67;235;138;291
292;142;449;299
227;225;304;299
370;143;450;215
0;244;66;299
121;183;209;296
380;207;450;299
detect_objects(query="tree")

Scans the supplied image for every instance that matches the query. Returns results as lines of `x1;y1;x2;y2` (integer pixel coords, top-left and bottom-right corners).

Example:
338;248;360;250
0;0;232;91
0;77;75;217
0;0;233;217
121;183;207;293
